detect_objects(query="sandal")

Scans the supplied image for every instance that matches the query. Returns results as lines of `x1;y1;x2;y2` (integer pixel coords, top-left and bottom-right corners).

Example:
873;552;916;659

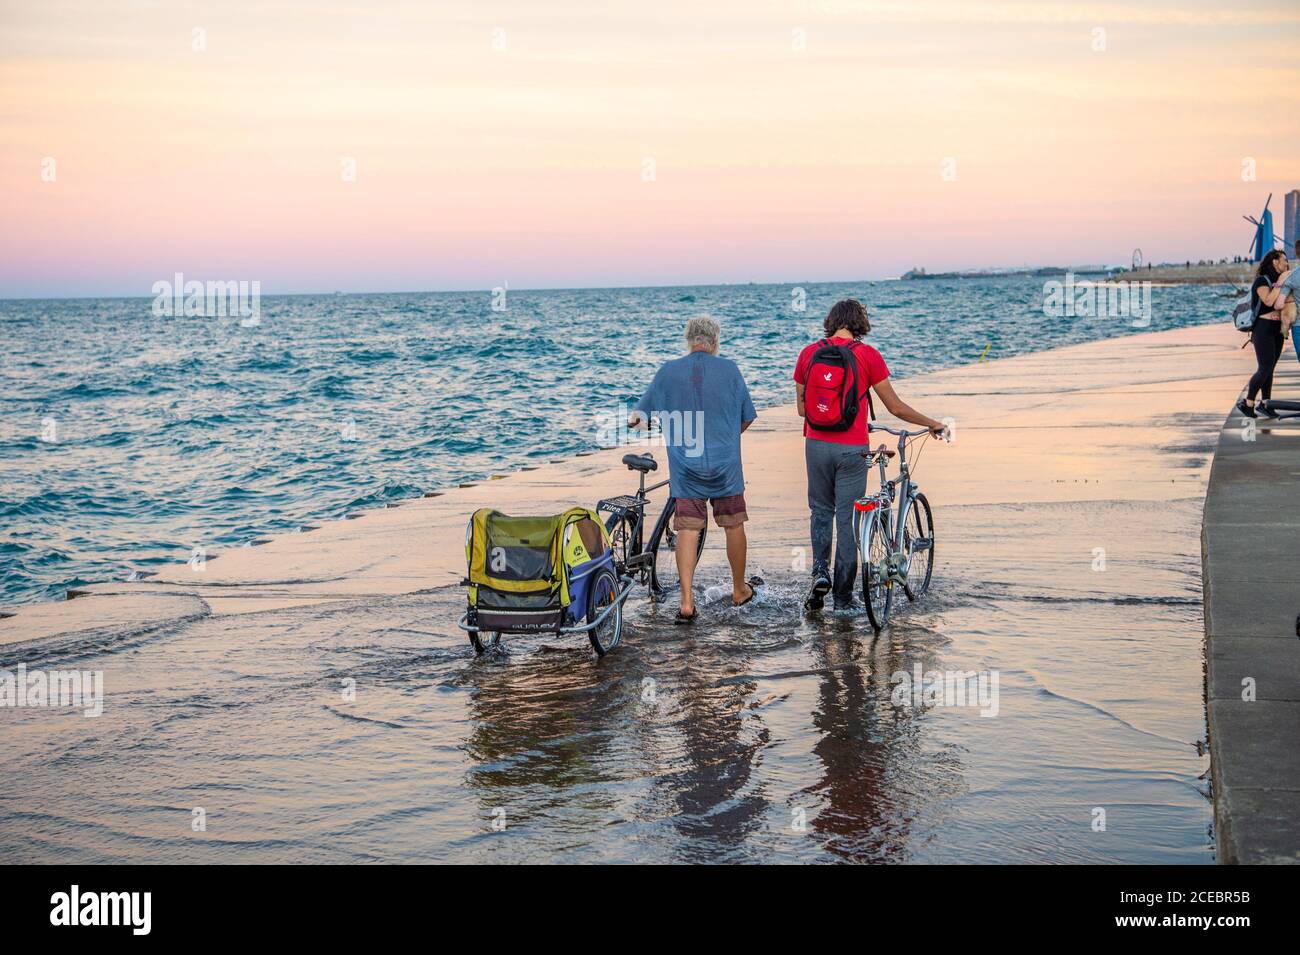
732;576;763;607
674;607;698;625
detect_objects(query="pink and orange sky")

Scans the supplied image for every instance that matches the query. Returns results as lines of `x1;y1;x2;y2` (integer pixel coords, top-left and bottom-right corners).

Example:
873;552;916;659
2;0;1299;297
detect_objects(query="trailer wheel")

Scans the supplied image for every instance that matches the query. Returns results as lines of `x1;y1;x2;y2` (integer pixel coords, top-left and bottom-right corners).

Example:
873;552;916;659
587;567;623;656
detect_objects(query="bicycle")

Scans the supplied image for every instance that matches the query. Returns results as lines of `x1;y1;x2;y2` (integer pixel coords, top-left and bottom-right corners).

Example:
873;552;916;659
854;426;936;632
596;452;705;603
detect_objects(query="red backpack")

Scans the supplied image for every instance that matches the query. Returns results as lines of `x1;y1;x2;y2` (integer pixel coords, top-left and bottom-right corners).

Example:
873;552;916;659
802;338;874;432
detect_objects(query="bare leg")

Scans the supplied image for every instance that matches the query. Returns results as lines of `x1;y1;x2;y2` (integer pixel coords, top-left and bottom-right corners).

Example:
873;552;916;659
725;524;752;604
676;529;700;615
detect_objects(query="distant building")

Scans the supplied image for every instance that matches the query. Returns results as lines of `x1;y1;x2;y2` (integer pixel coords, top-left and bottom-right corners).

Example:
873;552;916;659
1287;190;1300;251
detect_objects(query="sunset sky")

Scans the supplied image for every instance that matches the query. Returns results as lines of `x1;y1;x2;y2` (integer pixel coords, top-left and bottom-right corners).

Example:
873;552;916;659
2;0;1299;297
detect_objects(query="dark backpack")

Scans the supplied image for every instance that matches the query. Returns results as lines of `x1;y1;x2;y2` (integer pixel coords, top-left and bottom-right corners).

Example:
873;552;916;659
1232;282;1265;333
802;339;874;432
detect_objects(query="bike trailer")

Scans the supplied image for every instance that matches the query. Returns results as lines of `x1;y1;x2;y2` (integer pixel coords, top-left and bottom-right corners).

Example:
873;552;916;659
458;506;632;655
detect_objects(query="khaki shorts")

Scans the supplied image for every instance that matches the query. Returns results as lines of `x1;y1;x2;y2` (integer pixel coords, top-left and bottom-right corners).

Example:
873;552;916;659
674;493;748;531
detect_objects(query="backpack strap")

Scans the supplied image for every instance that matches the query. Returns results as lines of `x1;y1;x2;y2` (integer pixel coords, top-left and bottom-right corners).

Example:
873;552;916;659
800;339;833;386
842;339;860;421
842;339;876;422
1253;279;1271;321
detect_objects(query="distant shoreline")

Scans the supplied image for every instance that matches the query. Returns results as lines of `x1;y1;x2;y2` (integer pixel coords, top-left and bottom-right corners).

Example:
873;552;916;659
1104;262;1253;287
899;266;1114;281
901;262;1254;286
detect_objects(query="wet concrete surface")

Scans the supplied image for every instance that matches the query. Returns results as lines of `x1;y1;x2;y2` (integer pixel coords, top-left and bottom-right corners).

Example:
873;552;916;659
0;324;1255;862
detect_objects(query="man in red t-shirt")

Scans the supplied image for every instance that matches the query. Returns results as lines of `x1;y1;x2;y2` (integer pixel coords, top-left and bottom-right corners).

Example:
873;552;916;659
793;299;947;614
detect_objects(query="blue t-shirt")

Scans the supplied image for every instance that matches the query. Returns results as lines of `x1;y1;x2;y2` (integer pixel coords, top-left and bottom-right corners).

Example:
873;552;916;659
634;351;757;500
1281;269;1300;296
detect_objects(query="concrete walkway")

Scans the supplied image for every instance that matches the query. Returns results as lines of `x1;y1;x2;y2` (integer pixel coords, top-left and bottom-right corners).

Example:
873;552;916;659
1203;353;1300;864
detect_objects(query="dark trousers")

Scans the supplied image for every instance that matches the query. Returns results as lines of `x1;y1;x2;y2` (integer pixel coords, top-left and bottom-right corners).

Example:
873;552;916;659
1248;320;1284;401
805;438;869;606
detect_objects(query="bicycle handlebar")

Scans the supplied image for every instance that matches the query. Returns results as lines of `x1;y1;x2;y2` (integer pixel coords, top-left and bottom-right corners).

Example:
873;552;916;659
868;425;932;438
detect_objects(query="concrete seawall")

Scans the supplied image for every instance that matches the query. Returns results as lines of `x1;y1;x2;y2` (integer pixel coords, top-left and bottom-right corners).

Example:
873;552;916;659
1203;356;1300;864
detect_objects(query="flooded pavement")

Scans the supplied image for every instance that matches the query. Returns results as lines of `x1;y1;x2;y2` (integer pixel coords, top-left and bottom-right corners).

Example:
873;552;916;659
0;494;1211;864
0;324;1252;863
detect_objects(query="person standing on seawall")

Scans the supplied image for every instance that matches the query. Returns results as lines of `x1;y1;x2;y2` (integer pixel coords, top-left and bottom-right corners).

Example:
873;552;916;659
793;299;947;615
1238;250;1290;419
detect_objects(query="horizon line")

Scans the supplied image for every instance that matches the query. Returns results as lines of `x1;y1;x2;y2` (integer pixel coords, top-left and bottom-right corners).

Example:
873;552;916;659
0;264;1138;303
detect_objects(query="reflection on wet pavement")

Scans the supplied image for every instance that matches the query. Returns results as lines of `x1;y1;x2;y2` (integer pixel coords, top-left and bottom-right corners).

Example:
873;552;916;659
0;494;1211;863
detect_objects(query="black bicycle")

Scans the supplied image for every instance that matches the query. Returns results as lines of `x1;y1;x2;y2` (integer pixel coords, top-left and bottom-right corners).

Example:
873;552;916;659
597;452;704;602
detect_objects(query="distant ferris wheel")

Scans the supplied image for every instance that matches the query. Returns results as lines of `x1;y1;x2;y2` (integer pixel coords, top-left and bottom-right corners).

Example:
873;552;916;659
1132;248;1143;270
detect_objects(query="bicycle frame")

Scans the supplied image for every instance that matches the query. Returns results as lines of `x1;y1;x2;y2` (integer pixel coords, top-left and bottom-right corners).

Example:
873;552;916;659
856;426;930;590
596;464;673;581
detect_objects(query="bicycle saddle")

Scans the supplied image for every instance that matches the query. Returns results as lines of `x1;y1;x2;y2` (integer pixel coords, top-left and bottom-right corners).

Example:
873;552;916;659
860;446;896;458
622;453;658;472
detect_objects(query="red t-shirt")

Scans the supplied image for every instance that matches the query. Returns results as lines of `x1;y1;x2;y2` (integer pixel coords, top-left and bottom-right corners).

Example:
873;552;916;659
793;337;890;445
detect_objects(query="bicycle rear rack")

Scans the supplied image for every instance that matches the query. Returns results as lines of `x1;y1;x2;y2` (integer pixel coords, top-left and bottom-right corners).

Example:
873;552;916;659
597;494;645;516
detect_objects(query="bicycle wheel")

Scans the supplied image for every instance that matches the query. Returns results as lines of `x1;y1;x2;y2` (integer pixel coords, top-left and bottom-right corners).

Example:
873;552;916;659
860;511;892;632
469;628;501;654
902;492;934;601
647;501;706;601
586;566;623;655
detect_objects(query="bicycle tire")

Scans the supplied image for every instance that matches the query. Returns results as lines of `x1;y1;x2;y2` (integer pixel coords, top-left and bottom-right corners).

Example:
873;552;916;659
860;511;892;632
586;566;623;655
469;629;501;654
647;499;707;601
604;512;643;581
902;492;934;601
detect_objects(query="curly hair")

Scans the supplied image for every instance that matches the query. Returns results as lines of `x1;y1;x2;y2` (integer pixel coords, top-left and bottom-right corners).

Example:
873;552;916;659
823;299;871;338
1256;250;1287;284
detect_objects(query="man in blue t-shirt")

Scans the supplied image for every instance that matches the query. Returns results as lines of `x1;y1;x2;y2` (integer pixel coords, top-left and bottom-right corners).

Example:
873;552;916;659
631;317;759;624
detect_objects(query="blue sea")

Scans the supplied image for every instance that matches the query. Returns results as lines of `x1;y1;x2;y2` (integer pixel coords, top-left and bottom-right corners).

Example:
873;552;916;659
0;277;1228;607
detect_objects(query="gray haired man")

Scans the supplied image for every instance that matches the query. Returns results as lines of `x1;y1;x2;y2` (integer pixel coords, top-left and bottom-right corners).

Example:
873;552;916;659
629;317;760;624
